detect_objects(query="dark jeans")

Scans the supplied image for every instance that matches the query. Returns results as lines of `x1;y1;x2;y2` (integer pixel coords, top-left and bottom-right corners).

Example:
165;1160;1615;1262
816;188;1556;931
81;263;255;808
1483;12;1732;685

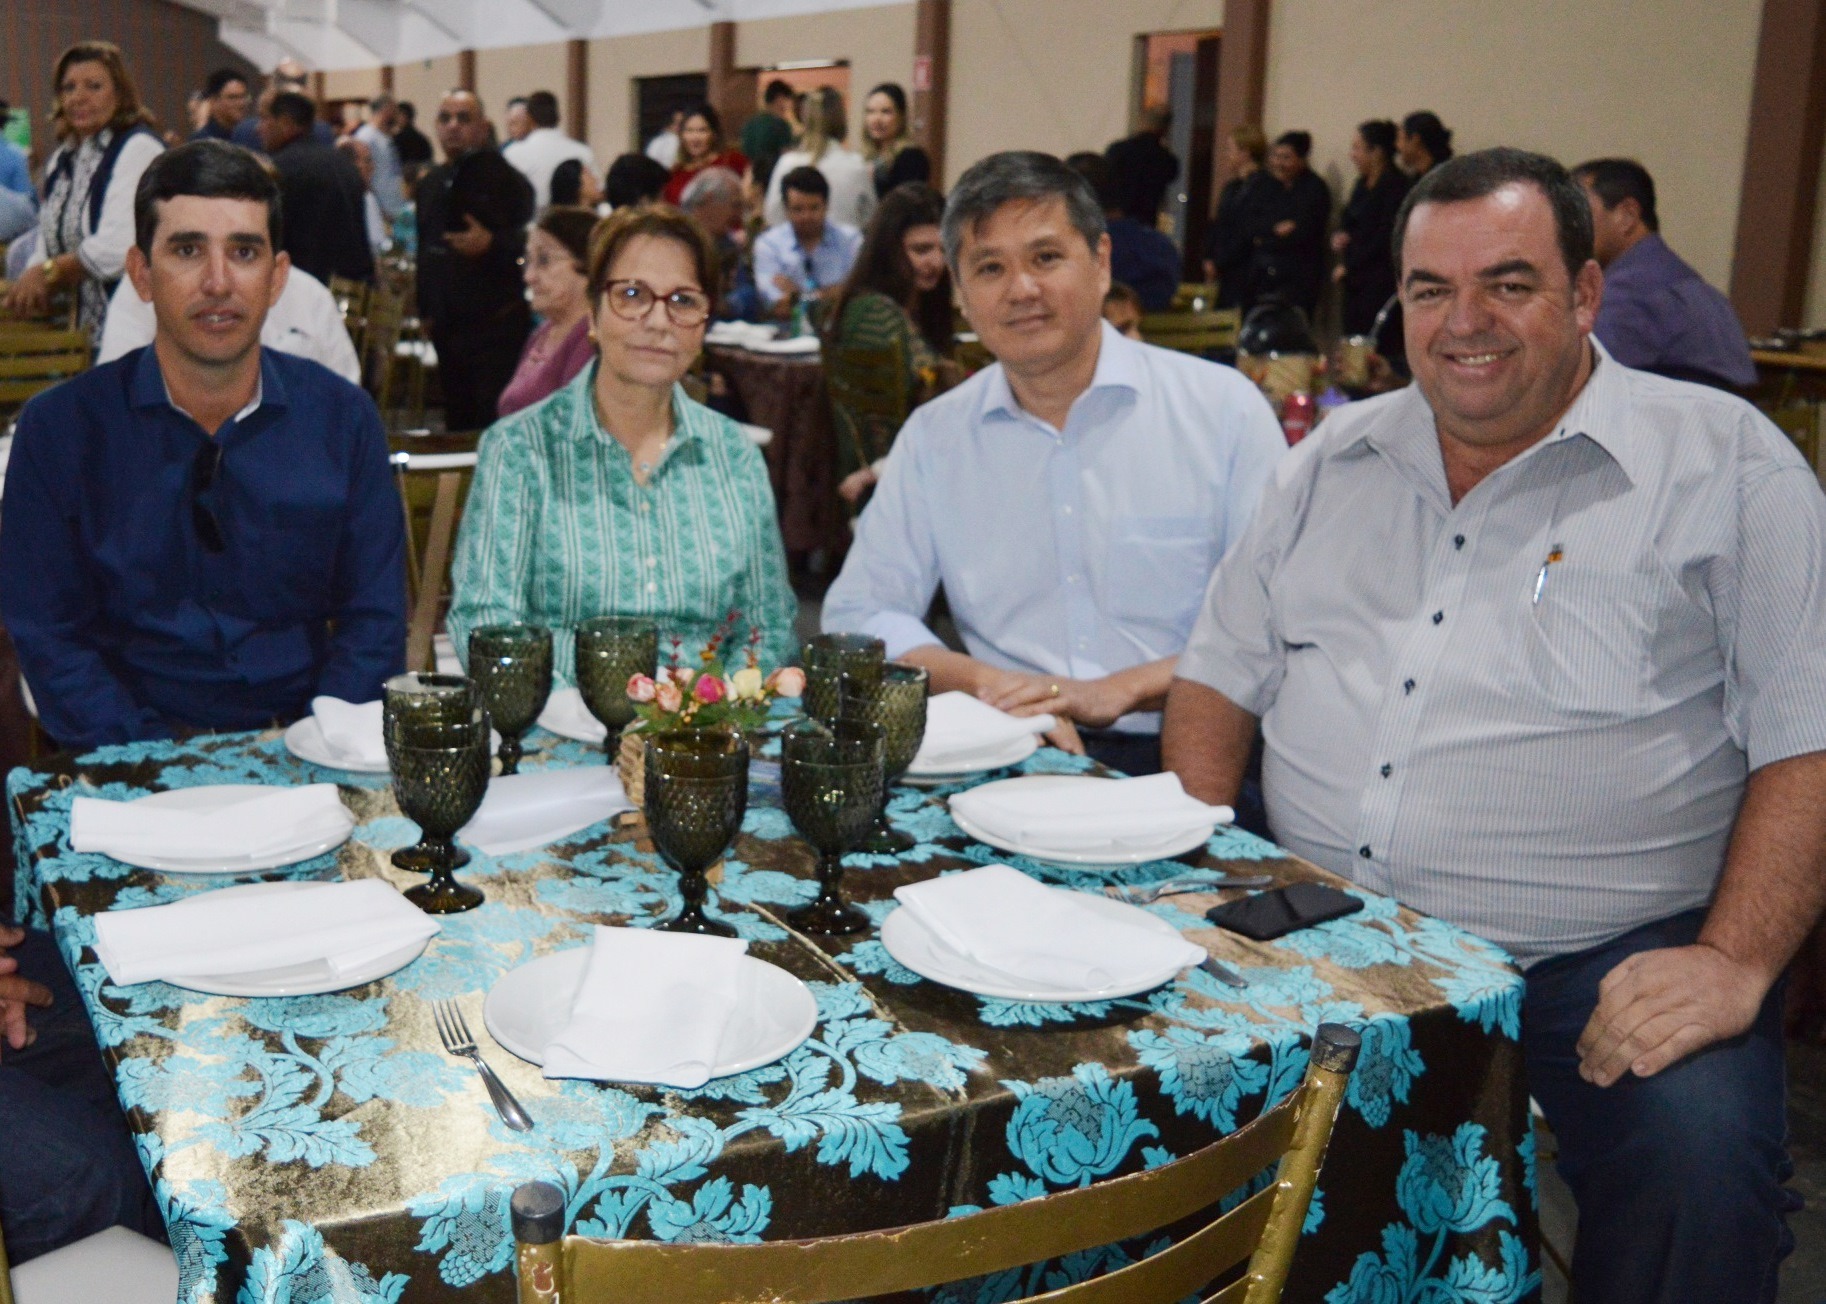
1080;729;1160;777
1524;908;1796;1303
434;308;531;432
0;929;161;1264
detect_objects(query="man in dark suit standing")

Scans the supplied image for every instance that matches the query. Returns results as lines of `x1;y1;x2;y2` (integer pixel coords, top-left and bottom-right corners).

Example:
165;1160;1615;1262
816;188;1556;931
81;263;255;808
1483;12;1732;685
414;90;535;430
1103;106;1180;227
258;92;374;286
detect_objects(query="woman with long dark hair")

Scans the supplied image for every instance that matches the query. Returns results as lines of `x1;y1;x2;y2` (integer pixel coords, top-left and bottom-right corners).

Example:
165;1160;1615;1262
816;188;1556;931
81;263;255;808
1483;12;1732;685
860;83;931;198
822;182;956;508
1331;119;1411;337
660;104;746;206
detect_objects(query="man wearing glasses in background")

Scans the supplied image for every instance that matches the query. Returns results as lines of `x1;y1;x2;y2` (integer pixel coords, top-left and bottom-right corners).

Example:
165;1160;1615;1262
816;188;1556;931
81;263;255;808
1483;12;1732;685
415;90;535;429
0;140;405;752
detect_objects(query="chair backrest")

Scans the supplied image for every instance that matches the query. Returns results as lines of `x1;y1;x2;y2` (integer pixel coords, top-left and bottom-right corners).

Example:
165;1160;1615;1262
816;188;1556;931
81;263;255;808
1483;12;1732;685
1172;281;1219;310
1140;308;1241;357
393;440;479;672
0;327;91;413
511;1023;1360;1304
825;340;909;479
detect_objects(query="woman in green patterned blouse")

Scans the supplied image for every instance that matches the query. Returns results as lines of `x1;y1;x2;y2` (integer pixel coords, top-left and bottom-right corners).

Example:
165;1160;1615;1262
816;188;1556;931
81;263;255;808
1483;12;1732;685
448;205;798;683
822;183;958;509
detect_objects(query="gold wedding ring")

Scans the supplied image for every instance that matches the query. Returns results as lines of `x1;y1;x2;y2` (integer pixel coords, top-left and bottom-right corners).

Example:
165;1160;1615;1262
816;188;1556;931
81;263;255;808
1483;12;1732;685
1048;683;1060;698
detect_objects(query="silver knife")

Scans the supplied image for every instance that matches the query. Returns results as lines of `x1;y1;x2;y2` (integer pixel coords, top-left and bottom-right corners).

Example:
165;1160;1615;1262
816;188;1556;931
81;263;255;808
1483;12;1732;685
1199;954;1248;989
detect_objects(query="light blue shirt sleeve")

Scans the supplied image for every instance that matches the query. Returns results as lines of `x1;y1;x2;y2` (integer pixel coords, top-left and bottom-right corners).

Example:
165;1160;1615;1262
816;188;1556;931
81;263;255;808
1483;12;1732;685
752;225;794;308
0;144;31;202
821;415;947;656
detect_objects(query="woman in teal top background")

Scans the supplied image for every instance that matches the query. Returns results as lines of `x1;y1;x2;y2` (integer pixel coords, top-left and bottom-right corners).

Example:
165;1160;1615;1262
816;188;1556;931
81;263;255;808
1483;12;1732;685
448;204;798;682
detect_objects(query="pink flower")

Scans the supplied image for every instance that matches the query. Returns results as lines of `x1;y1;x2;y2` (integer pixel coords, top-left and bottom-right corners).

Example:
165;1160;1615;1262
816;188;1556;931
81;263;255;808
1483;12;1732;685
654;681;683;713
767;666;806;698
694;674;726;704
627;673;657;703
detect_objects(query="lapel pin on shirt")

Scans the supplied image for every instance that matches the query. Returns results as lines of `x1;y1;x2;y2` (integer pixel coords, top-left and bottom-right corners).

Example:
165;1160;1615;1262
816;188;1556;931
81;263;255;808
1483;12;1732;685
1531;544;1564;605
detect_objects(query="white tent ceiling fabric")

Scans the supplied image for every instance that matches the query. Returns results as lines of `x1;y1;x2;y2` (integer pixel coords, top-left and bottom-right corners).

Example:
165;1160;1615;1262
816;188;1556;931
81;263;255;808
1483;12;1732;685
175;0;889;72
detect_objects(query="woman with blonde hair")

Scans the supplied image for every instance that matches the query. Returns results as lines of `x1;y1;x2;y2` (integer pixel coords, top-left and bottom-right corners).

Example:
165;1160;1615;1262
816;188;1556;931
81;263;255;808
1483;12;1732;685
762;87;874;230
3;41;164;336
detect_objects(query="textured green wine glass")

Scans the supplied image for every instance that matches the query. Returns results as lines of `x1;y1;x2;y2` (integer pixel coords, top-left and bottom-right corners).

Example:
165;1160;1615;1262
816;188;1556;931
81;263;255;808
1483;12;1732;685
575;617;660;747
782;719;884;935
468;624;553;775
838;663;928;855
383;672;483;870
801;633;884;726
644;730;748;936
392;724;492;913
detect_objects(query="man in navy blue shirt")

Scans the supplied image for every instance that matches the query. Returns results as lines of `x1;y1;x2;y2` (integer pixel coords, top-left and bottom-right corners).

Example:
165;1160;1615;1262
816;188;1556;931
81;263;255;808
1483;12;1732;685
0;139;405;751
1067;152;1181;312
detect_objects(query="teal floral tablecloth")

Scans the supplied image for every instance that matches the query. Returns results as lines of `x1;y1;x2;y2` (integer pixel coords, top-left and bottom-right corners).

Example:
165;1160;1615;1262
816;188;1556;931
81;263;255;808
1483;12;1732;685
9;729;1539;1303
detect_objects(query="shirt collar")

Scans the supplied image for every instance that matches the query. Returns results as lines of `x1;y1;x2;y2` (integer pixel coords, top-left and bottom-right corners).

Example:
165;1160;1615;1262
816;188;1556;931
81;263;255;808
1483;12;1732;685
574;362;704;454
131;344;289;424
981;320;1144;426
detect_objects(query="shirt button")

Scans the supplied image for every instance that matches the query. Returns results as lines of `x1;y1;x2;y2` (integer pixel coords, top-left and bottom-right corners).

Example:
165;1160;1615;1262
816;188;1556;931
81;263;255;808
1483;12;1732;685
1062;505;1073;515
1454;534;1465;549
1403;679;1416;694
1431;611;1444;625
1379;763;1392;778
1066;575;1078;584
641;503;652;513
646;557;657;568
1358;845;1372;859
646;582;656;592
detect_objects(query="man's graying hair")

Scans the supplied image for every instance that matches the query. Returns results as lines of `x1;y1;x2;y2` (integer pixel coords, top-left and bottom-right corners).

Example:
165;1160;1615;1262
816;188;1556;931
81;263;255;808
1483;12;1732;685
1392;146;1594;283
941;150;1106;269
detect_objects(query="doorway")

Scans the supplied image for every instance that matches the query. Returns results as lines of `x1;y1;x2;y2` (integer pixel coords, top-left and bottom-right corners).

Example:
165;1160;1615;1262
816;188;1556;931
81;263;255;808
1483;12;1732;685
1135;29;1220;278
634;73;707;153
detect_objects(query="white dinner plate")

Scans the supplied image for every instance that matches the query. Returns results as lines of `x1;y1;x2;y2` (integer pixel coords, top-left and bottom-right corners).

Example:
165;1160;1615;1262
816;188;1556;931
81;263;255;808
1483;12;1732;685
904;732;1040;782
483;948;819;1079
948;775;1217;867
102;785;355;875
881;890;1195;1002
160;881;429;996
284;716;390;773
537;686;609;745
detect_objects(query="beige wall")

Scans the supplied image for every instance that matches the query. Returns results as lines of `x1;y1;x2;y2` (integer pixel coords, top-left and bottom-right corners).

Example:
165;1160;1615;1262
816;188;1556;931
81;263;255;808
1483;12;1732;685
322;67;382;101
947;0;1224;189
476;42;570;136
393;54;463;133
1264;0;1761;293
736;3;915;138
587;27;708;158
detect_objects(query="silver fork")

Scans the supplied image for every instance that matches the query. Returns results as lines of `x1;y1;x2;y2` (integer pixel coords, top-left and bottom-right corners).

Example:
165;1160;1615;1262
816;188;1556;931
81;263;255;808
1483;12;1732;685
433;999;534;1132
1104;874;1272;905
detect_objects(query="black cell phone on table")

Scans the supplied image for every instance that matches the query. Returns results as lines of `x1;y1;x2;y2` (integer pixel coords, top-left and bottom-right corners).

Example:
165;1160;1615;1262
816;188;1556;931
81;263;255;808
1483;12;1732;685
1205;881;1363;941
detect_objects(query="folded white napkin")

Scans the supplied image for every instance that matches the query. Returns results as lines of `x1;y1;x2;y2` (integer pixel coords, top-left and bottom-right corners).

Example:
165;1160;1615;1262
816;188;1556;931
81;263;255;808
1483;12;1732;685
893;864;1204;991
536;686;609;744
71;784;354;862
748;335;821;355
950;773;1232;853
543;927;750;1087
459;768;632;855
92;878;439;985
911;692;1055;771
311;697;388;768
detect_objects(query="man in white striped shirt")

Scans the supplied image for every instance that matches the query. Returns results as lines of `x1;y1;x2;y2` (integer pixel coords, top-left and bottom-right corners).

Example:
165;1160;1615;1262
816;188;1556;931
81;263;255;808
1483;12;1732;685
1165;148;1826;1301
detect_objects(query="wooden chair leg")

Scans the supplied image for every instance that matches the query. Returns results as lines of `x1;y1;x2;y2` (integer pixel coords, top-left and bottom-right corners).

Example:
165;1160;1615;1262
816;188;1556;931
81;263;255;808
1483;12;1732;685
405;471;461;673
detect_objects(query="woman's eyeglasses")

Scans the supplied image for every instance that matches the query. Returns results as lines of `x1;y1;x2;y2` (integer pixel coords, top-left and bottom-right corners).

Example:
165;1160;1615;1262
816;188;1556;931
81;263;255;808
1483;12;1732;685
600;279;711;327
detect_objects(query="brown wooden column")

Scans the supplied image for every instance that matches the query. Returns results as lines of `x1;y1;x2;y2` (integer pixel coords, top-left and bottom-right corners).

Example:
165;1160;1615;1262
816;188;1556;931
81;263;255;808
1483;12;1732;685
1728;0;1826;333
311;70;326;103
912;0;950;182
457;48;477;95
380;64;395;95
1211;0;1270;199
566;39;588;144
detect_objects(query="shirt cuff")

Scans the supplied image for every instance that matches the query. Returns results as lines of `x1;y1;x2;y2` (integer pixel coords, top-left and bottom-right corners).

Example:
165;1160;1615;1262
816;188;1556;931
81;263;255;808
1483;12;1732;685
858;611;944;661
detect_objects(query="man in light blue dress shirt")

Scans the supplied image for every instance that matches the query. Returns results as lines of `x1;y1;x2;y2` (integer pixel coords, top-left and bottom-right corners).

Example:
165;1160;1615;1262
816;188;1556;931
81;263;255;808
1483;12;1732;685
823;151;1284;774
752;166;862;318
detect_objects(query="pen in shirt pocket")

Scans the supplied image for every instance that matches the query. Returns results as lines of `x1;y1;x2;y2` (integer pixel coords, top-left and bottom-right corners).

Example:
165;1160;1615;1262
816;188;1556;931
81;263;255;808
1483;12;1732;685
1531;543;1564;605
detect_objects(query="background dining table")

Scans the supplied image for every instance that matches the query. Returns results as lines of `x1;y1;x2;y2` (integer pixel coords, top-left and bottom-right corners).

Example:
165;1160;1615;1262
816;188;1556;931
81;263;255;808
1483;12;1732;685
9;727;1540;1304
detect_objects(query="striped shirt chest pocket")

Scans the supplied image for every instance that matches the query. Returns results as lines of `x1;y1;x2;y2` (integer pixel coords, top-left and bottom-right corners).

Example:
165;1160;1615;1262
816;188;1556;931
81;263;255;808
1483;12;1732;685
1516;555;1672;722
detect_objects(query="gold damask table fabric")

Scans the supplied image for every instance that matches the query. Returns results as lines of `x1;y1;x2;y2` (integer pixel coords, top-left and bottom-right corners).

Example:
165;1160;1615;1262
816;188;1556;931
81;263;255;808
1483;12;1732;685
9;728;1540;1303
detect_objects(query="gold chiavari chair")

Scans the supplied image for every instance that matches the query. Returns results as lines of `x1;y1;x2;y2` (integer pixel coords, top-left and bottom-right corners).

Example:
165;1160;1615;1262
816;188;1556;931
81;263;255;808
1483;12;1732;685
1141;307;1241;357
0;326;91;420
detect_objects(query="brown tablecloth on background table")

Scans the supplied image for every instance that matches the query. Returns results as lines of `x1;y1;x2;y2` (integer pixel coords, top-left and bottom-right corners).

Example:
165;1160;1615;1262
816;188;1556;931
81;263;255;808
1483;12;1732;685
707;346;845;562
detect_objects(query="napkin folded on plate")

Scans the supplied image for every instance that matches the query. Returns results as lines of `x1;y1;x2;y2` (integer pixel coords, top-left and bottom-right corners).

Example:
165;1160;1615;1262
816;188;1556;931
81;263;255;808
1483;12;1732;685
71;784;354;862
311;696;387;768
912;692;1055;770
893;864;1204;990
459;768;633;856
543;926;749;1087
537;686;608;744
950;772;1232;853
93;878;439;985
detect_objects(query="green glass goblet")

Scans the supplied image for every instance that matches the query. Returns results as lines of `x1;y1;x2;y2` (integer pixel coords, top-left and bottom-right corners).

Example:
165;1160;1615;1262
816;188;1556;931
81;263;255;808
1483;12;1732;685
468;624;553;775
801;633;884;726
575;617;660;753
392;720;493;913
782;719;885;936
838;663;929;855
644;730;749;936
383;672;483;870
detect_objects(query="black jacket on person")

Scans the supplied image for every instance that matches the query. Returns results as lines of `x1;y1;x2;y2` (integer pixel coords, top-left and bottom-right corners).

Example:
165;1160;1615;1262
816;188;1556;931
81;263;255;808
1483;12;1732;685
1250;167;1331;316
1338;166;1412;336
873;146;932;198
1205;169;1277;310
1104;131;1180;226
270;137;375;285
393;122;433;168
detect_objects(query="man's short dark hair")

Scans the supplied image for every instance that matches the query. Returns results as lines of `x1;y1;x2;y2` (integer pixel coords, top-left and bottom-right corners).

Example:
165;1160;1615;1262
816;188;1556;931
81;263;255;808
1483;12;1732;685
764;79;794;104
781;165;830;203
1064;151;1120;214
1275;131;1312;159
134;139;282;255
526;91;560;129
368;92;395;114
603;152;670;209
941;150;1106;269
204;68;247;100
268;91;317;131
1392;146;1594;283
1572;158;1659;233
398;101;417;122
